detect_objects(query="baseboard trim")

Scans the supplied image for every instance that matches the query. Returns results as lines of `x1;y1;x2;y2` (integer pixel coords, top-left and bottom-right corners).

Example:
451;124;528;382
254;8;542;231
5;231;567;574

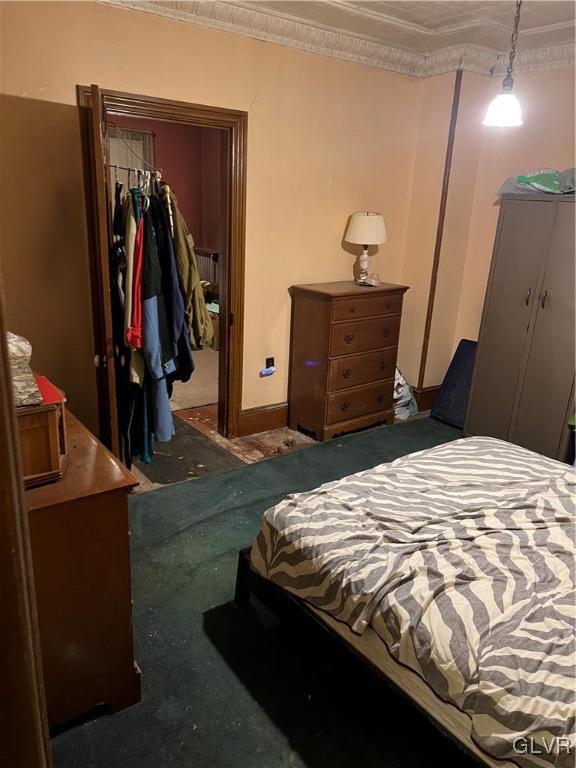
413;386;441;412
238;402;288;436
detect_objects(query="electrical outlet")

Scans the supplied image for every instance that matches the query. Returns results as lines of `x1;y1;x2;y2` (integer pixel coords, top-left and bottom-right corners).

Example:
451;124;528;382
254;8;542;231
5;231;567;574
266;357;274;368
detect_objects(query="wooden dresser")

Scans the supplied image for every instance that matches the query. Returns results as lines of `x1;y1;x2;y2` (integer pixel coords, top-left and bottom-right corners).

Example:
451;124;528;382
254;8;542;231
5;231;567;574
25;412;141;728
288;281;409;441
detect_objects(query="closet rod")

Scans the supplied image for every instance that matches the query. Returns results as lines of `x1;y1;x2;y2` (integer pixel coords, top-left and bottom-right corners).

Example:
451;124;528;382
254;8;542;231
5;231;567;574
107;121;159;173
104;162;162;175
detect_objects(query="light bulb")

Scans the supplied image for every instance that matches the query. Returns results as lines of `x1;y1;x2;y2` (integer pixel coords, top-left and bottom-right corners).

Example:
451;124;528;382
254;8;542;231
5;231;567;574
483;92;523;127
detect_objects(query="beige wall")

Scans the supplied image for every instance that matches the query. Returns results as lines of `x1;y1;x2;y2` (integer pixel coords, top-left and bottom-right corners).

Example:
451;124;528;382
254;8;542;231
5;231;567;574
406;66;575;389
396;72;454;385
0;0;422;424
452;68;576;355
424;72;492;387
0;1;574;430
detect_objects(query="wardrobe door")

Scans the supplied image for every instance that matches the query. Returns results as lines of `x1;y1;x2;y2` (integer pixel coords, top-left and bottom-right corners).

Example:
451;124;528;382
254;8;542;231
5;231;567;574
510;201;575;458
77;84;119;455
465;199;556;440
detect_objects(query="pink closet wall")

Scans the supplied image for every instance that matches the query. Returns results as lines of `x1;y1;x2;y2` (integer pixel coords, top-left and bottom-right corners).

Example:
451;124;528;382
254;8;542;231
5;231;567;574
113;116;227;258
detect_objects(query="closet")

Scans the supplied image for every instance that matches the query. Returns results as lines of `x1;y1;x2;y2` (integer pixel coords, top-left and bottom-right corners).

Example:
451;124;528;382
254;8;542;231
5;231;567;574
465;194;575;460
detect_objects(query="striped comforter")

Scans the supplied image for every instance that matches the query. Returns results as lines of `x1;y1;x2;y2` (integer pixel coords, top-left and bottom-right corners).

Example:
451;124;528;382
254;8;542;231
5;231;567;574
251;437;576;768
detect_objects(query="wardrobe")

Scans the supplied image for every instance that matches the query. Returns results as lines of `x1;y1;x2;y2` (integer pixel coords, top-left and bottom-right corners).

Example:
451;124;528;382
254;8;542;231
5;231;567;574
465;194;574;461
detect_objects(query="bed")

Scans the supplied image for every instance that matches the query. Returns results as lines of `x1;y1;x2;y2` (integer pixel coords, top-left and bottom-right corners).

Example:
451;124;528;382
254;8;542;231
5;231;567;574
239;437;575;768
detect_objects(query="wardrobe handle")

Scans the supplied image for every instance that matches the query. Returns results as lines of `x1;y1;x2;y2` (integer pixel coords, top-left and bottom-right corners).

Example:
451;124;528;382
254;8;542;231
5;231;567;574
525;288;531;306
540;290;548;309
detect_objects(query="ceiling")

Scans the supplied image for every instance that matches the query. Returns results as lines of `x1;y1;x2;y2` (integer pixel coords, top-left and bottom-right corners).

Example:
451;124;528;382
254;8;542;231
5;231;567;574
103;0;576;76
240;1;575;53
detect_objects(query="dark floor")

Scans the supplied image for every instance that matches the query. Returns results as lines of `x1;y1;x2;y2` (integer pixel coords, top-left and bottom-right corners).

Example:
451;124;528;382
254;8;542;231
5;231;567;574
52;418;471;768
132;404;316;489
134;416;245;485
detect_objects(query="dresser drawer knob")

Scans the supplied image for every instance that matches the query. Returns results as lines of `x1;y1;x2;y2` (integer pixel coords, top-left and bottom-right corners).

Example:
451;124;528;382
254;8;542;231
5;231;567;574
341;368;352;379
349;306;356;314
344;334;355;345
379;360;388;371
383;327;391;338
376;393;386;403
339;401;351;412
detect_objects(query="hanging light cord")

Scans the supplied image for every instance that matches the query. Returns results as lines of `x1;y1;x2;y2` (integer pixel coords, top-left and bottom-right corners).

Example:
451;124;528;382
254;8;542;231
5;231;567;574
503;0;523;90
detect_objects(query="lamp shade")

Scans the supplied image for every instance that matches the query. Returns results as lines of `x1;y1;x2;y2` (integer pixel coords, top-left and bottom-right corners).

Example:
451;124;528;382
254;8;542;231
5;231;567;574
345;212;387;245
483;92;523;127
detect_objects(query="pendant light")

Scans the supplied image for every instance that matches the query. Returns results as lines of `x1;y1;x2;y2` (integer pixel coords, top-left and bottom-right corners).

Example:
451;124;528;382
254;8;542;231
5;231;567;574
483;0;523;127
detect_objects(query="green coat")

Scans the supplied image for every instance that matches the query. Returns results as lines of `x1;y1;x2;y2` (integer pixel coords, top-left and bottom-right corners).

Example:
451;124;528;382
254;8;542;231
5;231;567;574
162;188;214;350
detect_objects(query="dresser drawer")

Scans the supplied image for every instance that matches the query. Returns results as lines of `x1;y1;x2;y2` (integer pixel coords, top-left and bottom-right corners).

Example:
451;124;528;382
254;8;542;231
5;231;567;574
332;293;403;322
330;315;400;357
328;348;397;392
326;380;394;425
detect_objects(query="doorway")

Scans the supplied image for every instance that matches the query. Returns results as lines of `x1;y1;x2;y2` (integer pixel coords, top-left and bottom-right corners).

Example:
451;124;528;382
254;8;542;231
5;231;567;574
106;116;226;415
77;87;247;465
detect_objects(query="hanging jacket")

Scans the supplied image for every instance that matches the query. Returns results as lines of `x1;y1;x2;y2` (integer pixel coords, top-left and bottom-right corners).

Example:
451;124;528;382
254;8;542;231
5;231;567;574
148;195;184;357
127;190;144;349
123;190;145;385
148;194;194;385
160;186;214;350
110;182;133;466
141;205;175;443
122;194;137;343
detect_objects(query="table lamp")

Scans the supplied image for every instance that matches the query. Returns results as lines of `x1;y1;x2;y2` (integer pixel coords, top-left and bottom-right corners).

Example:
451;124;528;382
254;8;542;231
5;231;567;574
344;211;387;286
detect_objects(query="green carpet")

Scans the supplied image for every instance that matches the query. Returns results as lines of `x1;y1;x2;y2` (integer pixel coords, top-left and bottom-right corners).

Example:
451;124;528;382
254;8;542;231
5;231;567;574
52;418;473;768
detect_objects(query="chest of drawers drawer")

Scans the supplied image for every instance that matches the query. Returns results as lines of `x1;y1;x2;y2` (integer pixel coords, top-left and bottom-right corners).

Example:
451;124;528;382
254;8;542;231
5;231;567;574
332;293;403;321
330;315;400;357
328;348;397;392
326;380;394;425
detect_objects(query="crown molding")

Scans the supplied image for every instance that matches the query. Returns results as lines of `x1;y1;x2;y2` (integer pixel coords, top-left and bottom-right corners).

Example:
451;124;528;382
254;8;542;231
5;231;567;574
99;0;575;78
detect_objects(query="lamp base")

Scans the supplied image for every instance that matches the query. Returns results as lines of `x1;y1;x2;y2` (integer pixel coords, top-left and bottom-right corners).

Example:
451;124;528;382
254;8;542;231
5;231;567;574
355;275;381;287
356;246;380;287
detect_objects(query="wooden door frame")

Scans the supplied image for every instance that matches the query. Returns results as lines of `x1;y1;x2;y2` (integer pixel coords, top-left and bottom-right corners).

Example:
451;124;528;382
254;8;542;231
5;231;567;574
0;276;52;768
77;86;247;441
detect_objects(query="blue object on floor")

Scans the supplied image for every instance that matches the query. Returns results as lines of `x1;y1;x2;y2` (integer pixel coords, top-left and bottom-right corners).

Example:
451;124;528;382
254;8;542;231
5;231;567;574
431;339;477;429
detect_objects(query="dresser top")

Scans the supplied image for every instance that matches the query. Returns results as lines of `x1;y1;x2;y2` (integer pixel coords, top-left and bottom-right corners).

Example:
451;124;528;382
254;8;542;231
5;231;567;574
25;412;138;511
290;280;409;298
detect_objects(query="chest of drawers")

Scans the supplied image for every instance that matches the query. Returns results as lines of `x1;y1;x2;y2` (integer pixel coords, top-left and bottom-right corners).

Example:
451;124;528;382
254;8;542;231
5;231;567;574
288;281;409;441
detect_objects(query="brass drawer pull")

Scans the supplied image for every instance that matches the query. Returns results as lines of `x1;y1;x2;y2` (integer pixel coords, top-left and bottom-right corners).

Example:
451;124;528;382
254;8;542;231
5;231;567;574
344;334;355;345
341;368;352;379
339;401;351;412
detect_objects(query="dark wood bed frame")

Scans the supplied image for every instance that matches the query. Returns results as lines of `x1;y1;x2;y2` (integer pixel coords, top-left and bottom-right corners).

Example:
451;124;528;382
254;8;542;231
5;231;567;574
235;547;489;768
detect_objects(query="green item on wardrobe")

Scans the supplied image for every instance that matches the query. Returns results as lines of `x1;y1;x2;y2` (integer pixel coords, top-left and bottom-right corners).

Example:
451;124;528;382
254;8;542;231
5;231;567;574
517;170;561;193
568;413;575;427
